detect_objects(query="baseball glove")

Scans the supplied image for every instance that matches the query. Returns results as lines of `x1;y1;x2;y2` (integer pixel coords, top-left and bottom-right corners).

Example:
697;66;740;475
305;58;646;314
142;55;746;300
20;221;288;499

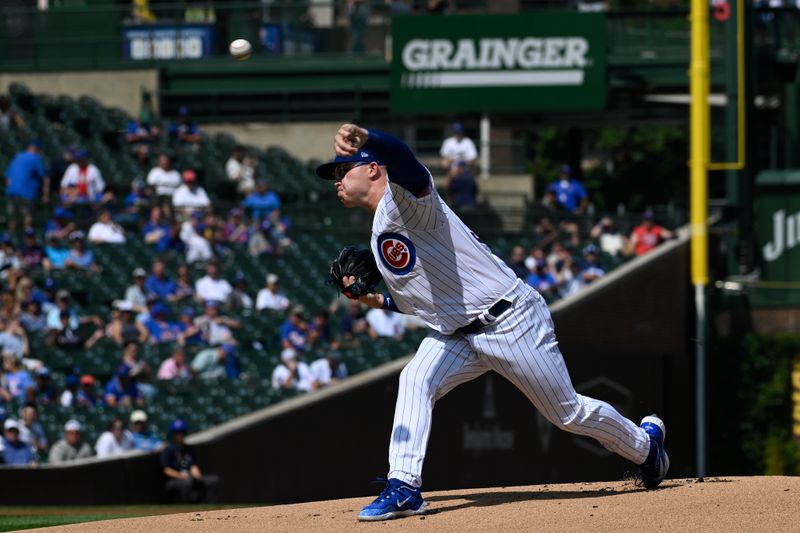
330;246;383;299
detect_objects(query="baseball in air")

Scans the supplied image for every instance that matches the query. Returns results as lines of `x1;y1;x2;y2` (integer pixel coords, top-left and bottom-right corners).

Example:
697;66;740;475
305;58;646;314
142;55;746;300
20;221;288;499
229;39;252;60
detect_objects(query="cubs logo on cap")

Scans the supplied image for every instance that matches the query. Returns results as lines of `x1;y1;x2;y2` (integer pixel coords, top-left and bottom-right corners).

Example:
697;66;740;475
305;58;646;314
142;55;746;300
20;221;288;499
377;232;416;275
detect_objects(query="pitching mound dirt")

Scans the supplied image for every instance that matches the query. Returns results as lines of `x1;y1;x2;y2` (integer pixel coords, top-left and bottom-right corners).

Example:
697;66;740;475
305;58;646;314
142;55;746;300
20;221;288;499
24;476;800;532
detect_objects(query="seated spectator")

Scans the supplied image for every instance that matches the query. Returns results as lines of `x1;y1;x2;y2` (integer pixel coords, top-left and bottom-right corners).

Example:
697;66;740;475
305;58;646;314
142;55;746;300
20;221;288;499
119;341;156;399
0;237;22;285
228;272;253;313
308;310;334;348
177;307;203;346
44;235;70;270
508;245;528;280
591;216;627;257
310;353;348;388
64;231;99;272
2;419;36;466
125;268;149;311
526;259;558;298
191;343;240;380
256;274;290;312
225;145;256;196
59;374;80;407
46;310;104;351
161;419;219;503
580;244;606;284
174;265;196;302
45;289;104;333
168;106;203;145
222;208;250;246
48;419;93;463
18;402;48;456
172;169;210;218
2;355;34;402
19;228;48;271
271;348;313;392
0;319;29;359
76;374;101;407
560;261;584;298
440;122;478;173
0;95;25;132
339;299;368;339
366;308;406;339
143;207;176;253
59;149;111;208
33;367;57;406
242;179;281;221
157;346;192;380
45;207;76;241
120;179;154;224
129;410;162;452
195;262;232;304
147;155;182;216
280;306;309;352
145;303;183;343
544;164;588;214
95;418;134;458
108;301;149;344
194;300;241;345
629;211;674;256
104;364;144;408
145;260;178;302
88;209;126;244
125;114;160;168
179;213;213;264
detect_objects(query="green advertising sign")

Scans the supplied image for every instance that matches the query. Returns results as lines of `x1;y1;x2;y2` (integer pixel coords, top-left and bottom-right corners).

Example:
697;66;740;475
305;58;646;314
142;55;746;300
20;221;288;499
390;13;607;113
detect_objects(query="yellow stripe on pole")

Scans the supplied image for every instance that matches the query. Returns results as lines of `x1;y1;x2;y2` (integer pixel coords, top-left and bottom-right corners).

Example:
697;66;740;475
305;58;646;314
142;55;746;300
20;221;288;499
690;0;710;286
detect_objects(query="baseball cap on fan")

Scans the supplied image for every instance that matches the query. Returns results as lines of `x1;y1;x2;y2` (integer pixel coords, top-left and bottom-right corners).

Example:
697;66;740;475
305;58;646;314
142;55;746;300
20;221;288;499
315;150;384;180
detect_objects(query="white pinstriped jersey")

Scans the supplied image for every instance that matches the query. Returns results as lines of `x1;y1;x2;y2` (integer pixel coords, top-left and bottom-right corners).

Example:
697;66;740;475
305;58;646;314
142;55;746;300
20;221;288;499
371;175;518;334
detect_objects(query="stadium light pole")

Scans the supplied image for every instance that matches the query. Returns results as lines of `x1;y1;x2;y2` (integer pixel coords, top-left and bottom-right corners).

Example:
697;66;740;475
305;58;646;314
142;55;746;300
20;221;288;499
690;0;710;478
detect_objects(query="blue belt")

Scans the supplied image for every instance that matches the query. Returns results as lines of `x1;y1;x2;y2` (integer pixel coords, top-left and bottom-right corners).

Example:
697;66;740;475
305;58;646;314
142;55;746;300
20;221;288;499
458;299;512;335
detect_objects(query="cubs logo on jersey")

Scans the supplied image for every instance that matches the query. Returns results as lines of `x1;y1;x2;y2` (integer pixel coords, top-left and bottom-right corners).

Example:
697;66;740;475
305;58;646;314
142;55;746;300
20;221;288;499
377;232;416;275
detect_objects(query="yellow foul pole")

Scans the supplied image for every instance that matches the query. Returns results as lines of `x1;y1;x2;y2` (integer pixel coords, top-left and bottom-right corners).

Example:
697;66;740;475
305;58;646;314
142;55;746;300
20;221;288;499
690;0;710;476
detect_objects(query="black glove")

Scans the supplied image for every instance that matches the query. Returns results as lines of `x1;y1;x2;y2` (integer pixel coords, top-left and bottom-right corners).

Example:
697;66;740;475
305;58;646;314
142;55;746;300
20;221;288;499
330;246;383;299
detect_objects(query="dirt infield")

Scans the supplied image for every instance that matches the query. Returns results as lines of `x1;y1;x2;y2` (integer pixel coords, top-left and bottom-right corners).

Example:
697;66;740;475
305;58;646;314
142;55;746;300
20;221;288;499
21;476;800;533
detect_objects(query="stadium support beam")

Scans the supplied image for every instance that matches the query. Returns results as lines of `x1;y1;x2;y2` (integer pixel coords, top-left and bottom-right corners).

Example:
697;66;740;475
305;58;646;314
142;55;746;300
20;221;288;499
690;0;710;478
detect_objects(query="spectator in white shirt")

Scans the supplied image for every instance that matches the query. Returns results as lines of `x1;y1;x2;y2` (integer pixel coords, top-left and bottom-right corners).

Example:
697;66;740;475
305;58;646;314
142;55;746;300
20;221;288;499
88;209;126;244
271;348;313;392
125;268;149;311
60;149;109;207
147;154;182;216
310;353;348;388
255;273;290;312
439;122;478;176
225;145;256;196
94;418;134;458
366;308;406;339
179;214;213;264
172;169;210;218
195;262;232;304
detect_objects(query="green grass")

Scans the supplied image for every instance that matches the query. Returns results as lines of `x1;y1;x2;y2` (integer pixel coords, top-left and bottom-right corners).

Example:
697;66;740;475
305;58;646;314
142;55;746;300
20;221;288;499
0;505;242;532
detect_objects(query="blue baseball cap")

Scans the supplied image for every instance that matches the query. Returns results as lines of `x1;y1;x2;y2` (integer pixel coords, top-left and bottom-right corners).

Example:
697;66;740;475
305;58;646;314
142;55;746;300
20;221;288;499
221;343;235;357
54;207;73;219
116;364;131;377
170;418;188;433
583;244;600;256
315;149;384;180
150;303;168;317
65;374;79;387
560;164;572;176
451;122;465;133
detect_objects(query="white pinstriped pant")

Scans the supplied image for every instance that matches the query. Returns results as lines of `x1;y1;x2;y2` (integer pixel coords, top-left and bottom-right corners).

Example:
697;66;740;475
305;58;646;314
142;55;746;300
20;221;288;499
387;280;652;488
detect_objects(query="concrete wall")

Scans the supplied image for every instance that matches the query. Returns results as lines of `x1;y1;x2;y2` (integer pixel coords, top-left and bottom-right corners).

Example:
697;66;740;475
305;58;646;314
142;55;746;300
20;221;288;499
0;70;159;116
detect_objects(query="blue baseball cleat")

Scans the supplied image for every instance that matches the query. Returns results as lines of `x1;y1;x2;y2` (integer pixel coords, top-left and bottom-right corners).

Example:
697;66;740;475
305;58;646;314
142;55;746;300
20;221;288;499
639;415;670;489
357;478;428;521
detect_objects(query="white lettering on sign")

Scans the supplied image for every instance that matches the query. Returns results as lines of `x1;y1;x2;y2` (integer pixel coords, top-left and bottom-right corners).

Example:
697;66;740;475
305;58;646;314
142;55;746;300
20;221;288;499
763;209;800;262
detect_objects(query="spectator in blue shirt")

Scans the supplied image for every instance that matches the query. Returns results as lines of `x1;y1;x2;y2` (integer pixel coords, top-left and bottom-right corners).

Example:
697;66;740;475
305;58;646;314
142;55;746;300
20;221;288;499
2;419;36;466
64;231;98;272
4;141;49;231
526;259;558;298
145;303;183;343
242;179;281;221
120;179;154;224
580;244;606;284
544;164;588;214
125;114;160;168
45;207;76;241
145;260;178;302
280;306;309;352
3;355;35;402
168;106;202;144
142;206;175;253
104;364;143;408
129;410;162;452
45;235;70;270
